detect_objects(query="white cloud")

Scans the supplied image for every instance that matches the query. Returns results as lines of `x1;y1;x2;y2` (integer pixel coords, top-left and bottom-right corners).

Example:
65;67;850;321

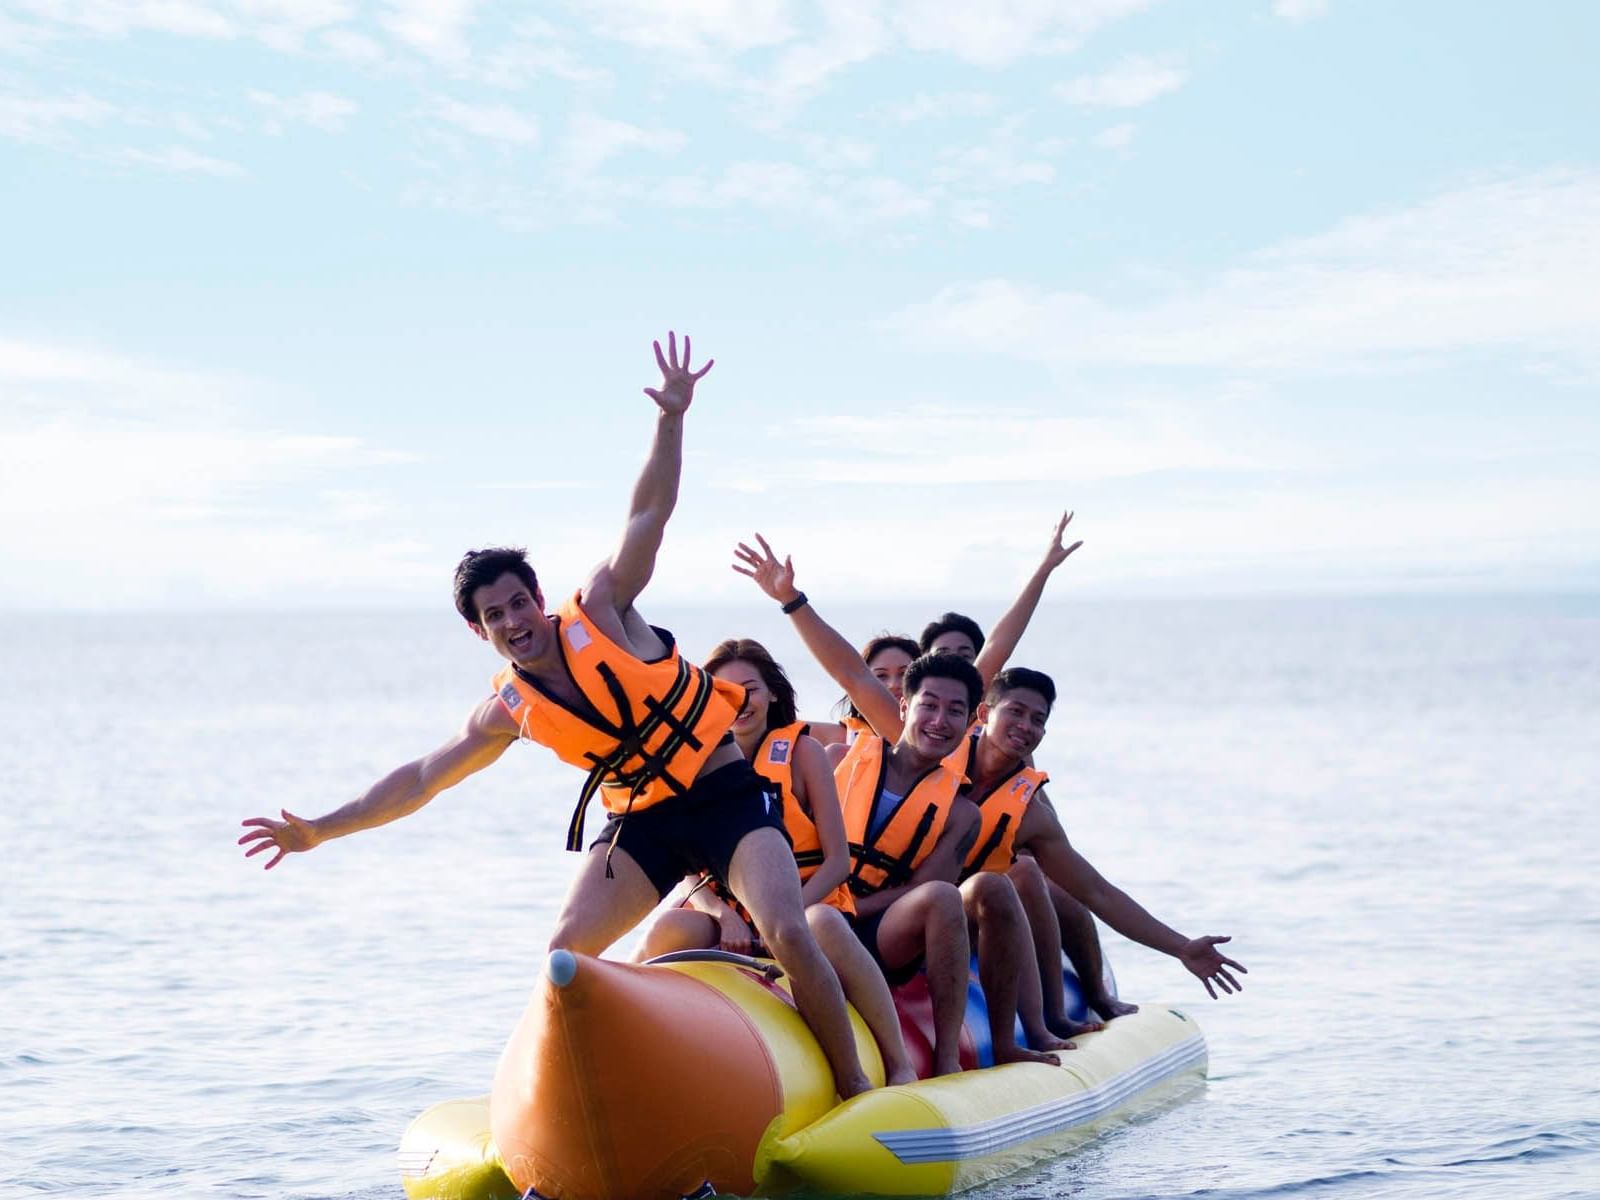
1056;53;1189;107
15;0;352;45
0;89;115;144
1272;0;1329;23
249;89;357;133
889;170;1600;375
714;408;1251;492
107;144;247;176
1092;122;1136;149
891;0;1157;67
659;160;933;228
321;26;385;62
581;0;795;54
561;111;684;177
381;0;480;62
428;96;539;144
758;1;888;101
878;92;1000;123
0;337;427;608
477;18;611;88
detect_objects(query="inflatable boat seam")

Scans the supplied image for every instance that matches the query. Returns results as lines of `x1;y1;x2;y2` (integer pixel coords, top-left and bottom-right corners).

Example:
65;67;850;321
874;1034;1206;1164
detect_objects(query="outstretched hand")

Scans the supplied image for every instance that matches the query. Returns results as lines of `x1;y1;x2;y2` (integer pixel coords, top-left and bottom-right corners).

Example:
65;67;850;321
1179;935;1248;998
643;330;713;415
238;809;322;870
731;533;800;605
1042;510;1084;571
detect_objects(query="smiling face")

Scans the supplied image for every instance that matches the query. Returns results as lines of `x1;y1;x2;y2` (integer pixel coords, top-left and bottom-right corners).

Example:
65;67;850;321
868;644;916;702
983;686;1051;760
469;571;551;667
900;675;970;759
928;629;978;661
713;659;770;738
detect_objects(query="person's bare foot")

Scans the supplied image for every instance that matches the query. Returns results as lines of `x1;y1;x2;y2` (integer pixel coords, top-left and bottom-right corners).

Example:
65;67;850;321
1088;992;1139;1020
885;1062;920;1086
931;1050;963;1077
1025;1024;1082;1053
1047;1014;1104;1040
836;1071;874;1100
994;1042;1061;1067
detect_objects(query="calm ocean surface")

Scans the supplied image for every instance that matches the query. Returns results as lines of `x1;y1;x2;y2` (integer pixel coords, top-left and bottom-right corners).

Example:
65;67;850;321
4;596;1598;1200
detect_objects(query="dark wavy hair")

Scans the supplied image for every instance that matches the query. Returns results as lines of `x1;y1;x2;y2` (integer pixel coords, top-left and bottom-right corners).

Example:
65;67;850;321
904;652;983;714
704;637;798;732
919;611;986;656
841;633;922;721
986;666;1057;713
453;547;539;623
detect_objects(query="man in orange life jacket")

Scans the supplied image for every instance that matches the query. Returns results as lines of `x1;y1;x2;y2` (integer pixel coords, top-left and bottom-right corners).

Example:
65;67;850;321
735;539;1070;1072
239;333;872;1100
954;667;1247;1009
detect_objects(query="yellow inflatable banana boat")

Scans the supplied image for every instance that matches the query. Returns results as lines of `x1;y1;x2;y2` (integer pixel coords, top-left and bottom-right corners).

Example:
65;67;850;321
399;949;1206;1200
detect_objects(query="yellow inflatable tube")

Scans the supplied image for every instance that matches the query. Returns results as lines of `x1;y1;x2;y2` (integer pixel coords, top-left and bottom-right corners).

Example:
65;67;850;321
760;1006;1205;1196
399;950;1205;1200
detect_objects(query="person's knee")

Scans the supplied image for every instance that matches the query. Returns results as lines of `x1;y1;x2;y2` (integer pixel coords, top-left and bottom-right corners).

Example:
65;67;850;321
1009;856;1045;896
968;872;1023;927
755;908;812;958
806;905;849;949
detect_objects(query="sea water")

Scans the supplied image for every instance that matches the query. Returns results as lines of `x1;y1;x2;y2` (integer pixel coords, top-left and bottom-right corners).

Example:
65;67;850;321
3;596;1597;1199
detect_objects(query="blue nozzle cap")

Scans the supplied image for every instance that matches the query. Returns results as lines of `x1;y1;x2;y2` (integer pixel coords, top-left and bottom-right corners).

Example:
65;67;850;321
545;949;578;989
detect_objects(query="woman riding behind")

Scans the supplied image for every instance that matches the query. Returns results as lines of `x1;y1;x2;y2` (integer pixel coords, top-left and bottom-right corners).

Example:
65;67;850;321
636;638;918;1085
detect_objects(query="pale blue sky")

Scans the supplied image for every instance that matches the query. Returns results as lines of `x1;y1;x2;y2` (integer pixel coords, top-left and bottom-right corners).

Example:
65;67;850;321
2;1;1596;609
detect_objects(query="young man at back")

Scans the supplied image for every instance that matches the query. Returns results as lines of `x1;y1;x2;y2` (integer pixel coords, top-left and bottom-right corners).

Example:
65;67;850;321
954;667;1247;1008
239;333;871;1099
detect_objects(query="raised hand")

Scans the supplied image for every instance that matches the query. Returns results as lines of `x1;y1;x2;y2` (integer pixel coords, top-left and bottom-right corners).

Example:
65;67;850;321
1042;510;1084;571
1179;935;1248;999
643;330;713;415
238;809;322;870
731;533;800;605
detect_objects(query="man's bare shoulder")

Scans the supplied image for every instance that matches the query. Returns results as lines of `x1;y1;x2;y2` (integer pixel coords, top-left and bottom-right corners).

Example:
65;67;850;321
469;693;520;739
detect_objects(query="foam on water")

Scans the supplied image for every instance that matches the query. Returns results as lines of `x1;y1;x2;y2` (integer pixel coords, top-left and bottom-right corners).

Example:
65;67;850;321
3;595;1597;1199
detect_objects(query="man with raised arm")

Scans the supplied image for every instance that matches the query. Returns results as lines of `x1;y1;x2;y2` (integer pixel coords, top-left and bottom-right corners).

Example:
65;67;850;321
734;538;1072;1071
239;334;872;1100
920;511;1083;689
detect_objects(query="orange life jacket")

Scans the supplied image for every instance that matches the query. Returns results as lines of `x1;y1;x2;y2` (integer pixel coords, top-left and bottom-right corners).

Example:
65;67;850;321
756;723;856;916
710;723;856;923
491;592;744;851
949;731;1049;880
833;734;965;897
841;713;873;743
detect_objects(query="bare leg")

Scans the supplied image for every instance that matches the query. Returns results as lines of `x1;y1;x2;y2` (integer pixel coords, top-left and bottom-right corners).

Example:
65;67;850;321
961;872;1065;1065
730;827;872;1099
1047;878;1139;1019
1011;858;1102;1039
548;842;665;957
808;906;918;1086
631;907;719;962
874;881;969;1076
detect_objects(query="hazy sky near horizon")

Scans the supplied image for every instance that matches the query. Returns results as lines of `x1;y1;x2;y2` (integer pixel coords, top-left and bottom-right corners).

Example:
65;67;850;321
3;1;1597;610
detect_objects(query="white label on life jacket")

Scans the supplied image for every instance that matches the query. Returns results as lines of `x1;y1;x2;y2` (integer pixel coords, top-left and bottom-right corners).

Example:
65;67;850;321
565;620;592;652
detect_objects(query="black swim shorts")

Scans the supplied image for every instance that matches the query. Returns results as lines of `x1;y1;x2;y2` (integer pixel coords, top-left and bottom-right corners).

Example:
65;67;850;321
590;757;788;899
848;907;924;987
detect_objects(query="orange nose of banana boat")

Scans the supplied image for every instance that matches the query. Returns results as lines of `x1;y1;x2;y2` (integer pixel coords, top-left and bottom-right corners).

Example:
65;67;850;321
490;950;863;1200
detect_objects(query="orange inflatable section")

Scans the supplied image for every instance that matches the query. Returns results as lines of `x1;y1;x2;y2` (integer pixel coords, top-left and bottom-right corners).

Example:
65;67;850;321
489;950;870;1200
